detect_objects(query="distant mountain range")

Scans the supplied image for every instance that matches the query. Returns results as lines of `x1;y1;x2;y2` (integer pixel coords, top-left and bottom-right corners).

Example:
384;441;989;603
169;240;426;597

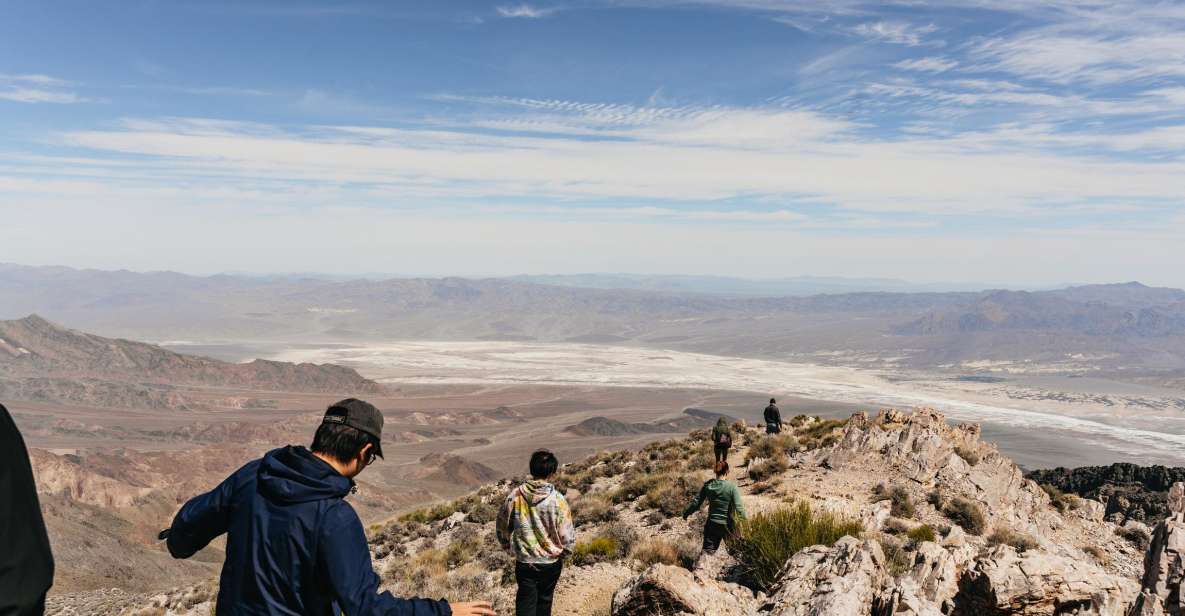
0;314;382;409
2;263;1183;378
512;273;1032;296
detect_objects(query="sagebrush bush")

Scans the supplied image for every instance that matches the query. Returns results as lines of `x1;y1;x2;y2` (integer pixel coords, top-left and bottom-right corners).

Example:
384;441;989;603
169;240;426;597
642;475;702;517
571;536;619;566
730;501;863;591
1039;483;1082;514
906;524;937;543
613;472;664;504
1117;525;1151;550
954;445;981;466
748;434;799;461
878;535;911;576
629;538;681;567
873;484;916;518
445;525;482;567
943;497;986;536
573;493;619;526
987;527;1038;552
747;457;789;482
400;501;458;524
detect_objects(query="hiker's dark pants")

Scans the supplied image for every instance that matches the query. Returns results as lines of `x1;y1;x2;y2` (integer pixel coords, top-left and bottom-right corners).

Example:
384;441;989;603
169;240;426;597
702;521;730;553
515;560;563;616
714;444;729;463
766;422;781;434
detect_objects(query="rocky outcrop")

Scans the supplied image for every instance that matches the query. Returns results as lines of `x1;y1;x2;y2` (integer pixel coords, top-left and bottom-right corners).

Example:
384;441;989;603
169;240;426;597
1027;464;1185;523
766;537;887;616
610;564;758;616
954;546;1136;615
1127;483;1185;615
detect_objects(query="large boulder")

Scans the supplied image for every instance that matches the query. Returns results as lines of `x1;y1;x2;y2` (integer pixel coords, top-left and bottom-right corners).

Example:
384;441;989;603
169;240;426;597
955;545;1136;615
766;537;889;616
611;564;757;616
1127;483;1185;616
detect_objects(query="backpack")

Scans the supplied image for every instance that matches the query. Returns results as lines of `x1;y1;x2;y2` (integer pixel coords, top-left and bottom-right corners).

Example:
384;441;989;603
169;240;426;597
715;430;732;448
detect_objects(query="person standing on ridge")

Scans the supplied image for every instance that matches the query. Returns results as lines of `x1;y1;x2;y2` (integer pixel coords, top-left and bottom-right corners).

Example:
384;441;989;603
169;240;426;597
711;416;732;464
163;398;495;616
497;450;576;616
764;398;783;434
1;402;55;616
682;460;745;554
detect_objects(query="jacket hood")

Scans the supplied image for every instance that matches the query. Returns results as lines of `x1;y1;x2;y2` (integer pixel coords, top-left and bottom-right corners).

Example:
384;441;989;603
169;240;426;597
518;480;556;506
258;445;354;504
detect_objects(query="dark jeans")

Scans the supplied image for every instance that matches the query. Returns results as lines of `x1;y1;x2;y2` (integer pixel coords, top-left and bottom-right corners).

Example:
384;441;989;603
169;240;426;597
714;444;729;463
515;560;563;616
766;422;781;434
702;521;730;553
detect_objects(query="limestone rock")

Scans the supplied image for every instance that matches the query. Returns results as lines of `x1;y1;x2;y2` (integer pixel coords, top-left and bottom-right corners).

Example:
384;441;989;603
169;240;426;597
1127;514;1185;616
767;537;888;616
956;545;1136;615
611;564;758;616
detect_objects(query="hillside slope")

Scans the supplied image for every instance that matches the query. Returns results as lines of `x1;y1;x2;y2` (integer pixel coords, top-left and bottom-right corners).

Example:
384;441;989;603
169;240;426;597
54;407;1185;615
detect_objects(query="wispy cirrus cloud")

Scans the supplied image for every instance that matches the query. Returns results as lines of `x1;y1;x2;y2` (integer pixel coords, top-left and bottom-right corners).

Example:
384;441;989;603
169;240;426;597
0;74;90;104
850;21;937;46
893;57;957;73
496;4;557;18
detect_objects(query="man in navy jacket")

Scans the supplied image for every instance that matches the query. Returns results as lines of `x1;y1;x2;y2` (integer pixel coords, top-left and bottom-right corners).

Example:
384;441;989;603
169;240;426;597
165;399;494;616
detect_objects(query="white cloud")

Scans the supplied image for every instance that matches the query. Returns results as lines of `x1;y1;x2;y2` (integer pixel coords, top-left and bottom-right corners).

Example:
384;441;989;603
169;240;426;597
496;4;556;18
0;73;88;104
893;57;957;73
850;21;937;46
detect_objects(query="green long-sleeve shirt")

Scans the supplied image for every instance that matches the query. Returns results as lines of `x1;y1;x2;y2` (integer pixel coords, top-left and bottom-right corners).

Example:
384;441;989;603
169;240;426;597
683;478;745;525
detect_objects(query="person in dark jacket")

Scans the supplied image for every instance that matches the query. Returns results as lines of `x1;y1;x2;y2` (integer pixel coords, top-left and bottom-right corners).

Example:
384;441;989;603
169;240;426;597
763;398;782;434
711;417;732;464
165;399;495;616
0;402;55;616
682;460;745;554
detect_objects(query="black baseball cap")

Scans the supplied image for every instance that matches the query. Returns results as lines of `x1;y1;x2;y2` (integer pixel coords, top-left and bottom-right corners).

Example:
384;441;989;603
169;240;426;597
322;398;384;459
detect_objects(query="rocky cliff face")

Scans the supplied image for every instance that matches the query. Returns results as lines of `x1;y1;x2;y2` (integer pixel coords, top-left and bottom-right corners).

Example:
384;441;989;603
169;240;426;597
1027;464;1185;524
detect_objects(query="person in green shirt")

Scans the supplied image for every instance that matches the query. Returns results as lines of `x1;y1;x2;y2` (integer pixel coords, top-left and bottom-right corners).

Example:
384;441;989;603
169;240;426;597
682;460;745;553
711;417;732;464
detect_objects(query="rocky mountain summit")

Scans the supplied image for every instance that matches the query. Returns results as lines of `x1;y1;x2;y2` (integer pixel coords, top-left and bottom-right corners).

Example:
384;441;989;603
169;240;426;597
0;315;382;409
50;408;1185;615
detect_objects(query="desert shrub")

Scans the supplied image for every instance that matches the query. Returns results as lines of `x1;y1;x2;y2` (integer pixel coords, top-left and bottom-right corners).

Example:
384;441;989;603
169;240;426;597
906;524;937;543
748;434;799;461
954;445;981;466
750;479;778;495
445;525;482;567
571;536;619;566
1117;525;1151;550
603;521;639;555
798;418;846;440
884;518;911;535
688;446;716;470
873;484;916;519
789;414;811;427
644;511;664;526
573;493;619;526
730;501;863;592
927;489;944;509
400;501;458;524
747;457;789;482
942;497;986;536
878;535;911;576
642;475;703;517
612;472;664;504
630;538;681;567
466;501;499;524
1039;483;1082;514
478;532;516;584
1083;545;1107;564
987;527;1038;552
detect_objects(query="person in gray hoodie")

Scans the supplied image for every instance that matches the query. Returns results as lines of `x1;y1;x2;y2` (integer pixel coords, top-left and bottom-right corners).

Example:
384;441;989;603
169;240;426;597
496;450;576;616
682;460;746;553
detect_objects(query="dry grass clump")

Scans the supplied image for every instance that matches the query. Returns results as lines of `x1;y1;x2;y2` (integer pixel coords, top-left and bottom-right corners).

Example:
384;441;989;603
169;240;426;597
906;524;937;543
877;534;912;576
747;433;799;461
642;474;703;517
987;527;1038;552
1084;545;1108;564
1117;525;1151;550
612;472;664;504
730;501;863;592
872;484;916;519
399;501;459;524
942;497;987;536
629;538;681;567
796;418;847;449
445;525;482;567
1039;483;1082;514
573;493;619;526
747;457;789;482
954;444;981;466
571;522;637;566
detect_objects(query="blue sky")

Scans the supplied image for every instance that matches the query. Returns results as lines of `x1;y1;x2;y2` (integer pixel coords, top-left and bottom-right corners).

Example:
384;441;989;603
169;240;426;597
1;0;1183;285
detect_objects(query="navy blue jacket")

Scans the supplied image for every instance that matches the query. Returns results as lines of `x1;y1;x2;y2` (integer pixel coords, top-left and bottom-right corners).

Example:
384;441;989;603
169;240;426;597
167;445;451;616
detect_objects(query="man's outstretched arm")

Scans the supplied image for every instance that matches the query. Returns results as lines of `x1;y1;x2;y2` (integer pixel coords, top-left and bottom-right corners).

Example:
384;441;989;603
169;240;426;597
166;462;252;558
